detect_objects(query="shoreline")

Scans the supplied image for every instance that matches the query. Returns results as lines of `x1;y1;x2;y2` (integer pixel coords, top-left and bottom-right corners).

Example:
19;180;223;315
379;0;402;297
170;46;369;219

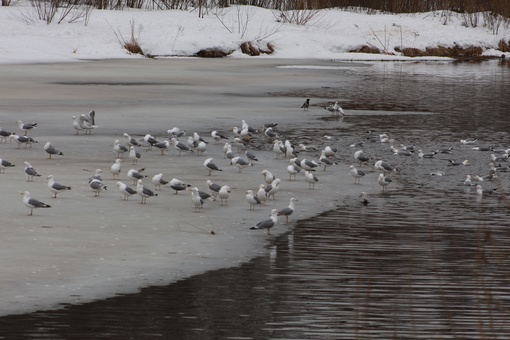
0;58;378;316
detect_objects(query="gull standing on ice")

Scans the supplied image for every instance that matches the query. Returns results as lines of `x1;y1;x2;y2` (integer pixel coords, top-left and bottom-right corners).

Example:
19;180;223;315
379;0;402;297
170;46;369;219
250;209;279;235
20;191;51;215
277;197;298;224
204;158;222;176
218;185;231;206
350;165;367;184
136;179;158;204
47;175;71;198
89;179;107;197
151;173;169;191
116;181;137;200
43;142;63;159
246;190;261;210
304;170;319;189
16;120;37;136
0;158;15;174
377;173;393;192
110;159;123;180
24;161;41;182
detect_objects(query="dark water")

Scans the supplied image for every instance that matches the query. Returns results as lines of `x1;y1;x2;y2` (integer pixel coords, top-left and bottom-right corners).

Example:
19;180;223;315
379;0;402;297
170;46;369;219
2;60;510;339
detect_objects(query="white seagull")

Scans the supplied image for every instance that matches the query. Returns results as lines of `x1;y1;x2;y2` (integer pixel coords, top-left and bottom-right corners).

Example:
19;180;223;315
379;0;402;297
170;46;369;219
20;191;51;215
250;209;279;235
47;175;71;198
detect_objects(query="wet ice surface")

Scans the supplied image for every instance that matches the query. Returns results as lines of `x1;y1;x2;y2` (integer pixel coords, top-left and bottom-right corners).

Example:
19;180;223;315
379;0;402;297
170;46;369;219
1;59;510;339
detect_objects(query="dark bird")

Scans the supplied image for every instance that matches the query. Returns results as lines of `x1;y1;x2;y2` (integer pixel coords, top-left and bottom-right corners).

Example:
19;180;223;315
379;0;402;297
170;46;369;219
301;98;310;111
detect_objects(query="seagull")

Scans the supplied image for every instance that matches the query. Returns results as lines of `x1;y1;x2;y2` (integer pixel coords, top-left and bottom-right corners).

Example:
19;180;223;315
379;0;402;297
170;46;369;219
79;111;97;134
491;153;509;162
245;150;258;165
116;181;137;200
232;137;246;151
190;187;205;212
265;178;281;200
123;133;141;147
476;184;497;196
206;179;222;199
377;173;393;192
127;168;147;185
0;158;15;174
143;134;159;149
461;138;477;145
224;144;235;164
170;178;190;194
262;170;276;185
301;98;310;111
323;146;337;158
129;146;141;164
114;140;129;158
0;126;13;142
218;185;231;206
11;134;37;148
171;137;193;156
463;175;474;186
374;160;396;175
110;159;123;180
246;189;261;210
153;140;170;155
195;141;207;156
211;130;228;143
350;165;367;184
273;140;286;159
72;116;84;135
136;179;157;204
168;127;186;139
298;144;317;152
319;150;336;171
250;209;279;235
204;158;222;176
448;159;470;166
46;175;71;198
231;157;251;173
324;101;345;116
300;159;319;171
354;150;370;166
89;179;107;197
20;191;51;215
256;184;267;206
24;161;41;182
304;170;319;189
265;127;278;142
16;120;37;136
418;149;437;158
277;198;298;224
359;192;369;205
89;168;103;183
151;173;169;191
287;164;300;180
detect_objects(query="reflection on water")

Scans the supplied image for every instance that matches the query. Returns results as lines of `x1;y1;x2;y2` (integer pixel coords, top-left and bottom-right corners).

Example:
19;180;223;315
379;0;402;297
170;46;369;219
1;60;510;339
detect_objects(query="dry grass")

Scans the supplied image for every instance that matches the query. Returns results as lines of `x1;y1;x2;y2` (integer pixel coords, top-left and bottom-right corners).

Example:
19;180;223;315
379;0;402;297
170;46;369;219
498;39;510;52
109;19;144;56
349;45;381;54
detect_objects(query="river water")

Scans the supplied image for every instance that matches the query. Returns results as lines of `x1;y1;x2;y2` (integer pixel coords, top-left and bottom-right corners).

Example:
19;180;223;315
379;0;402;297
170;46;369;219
1;59;510;339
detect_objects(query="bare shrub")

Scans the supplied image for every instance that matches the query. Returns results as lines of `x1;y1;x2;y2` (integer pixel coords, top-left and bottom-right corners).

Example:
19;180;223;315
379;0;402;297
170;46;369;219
498;39;510;52
110;19;145;55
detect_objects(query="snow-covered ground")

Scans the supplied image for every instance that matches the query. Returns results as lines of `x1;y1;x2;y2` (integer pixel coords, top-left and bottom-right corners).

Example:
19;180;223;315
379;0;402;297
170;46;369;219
1;4;509;64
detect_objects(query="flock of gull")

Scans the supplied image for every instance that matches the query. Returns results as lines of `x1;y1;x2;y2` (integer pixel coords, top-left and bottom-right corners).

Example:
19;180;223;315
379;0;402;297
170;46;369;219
2;99;497;234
